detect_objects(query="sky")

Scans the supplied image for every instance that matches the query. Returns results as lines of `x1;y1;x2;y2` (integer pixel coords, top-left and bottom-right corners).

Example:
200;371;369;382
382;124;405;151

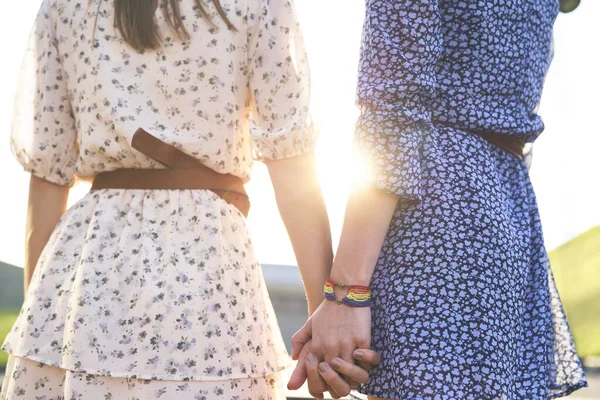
0;1;598;269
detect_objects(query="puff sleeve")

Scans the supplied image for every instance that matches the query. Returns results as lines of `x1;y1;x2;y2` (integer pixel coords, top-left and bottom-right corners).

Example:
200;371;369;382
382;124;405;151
11;1;78;186
247;0;316;161
355;0;442;203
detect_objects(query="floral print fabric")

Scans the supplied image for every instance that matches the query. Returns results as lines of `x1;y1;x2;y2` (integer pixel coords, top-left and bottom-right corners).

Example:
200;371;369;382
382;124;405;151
1;356;285;399
10;0;315;187
361;127;588;399
4;0;313;391
3;190;290;381
354;0;588;399
355;0;557;199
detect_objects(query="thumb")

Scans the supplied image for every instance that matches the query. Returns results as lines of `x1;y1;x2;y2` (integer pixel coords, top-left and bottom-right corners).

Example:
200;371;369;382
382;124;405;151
291;318;312;360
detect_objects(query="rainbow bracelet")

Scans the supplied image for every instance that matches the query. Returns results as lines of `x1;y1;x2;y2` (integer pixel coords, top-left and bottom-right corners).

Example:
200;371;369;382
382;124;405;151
342;285;372;307
323;278;372;307
323;278;339;303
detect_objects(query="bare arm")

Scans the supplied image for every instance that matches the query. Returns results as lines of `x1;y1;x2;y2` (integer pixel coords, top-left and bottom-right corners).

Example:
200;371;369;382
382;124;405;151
288;186;399;397
24;175;70;294
266;153;333;314
329;187;399;285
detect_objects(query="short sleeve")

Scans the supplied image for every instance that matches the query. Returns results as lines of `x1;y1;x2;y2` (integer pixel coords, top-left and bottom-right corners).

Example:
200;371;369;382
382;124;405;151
247;0;316;161
11;1;78;186
355;0;442;203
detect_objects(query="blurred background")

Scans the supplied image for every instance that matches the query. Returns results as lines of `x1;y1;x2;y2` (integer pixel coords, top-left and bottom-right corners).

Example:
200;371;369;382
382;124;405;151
0;0;598;398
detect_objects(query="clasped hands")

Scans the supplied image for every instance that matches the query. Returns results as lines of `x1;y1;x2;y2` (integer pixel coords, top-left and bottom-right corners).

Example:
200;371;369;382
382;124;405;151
287;300;380;399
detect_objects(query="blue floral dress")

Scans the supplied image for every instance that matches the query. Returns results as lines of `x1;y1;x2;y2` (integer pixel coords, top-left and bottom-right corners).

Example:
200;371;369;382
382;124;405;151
1;0;314;398
355;0;588;399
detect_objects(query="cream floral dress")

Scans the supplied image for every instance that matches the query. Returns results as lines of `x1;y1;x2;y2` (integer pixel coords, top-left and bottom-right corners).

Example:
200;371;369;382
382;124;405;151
1;0;314;398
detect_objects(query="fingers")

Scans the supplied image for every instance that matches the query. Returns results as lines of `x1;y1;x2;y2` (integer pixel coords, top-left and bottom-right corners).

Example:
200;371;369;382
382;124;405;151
329;387;342;399
330;357;370;384
287;350;308;391
343;375;361;391
317;361;352;397
339;350;361;390
291;319;312;361
306;353;328;399
353;348;381;368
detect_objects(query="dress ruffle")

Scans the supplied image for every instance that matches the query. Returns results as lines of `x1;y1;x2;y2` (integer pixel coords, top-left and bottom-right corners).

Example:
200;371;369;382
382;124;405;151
2;189;291;382
0;355;285;399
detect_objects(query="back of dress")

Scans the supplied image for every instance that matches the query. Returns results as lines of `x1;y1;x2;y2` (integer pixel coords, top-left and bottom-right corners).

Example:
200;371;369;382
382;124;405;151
4;0;310;387
11;0;316;187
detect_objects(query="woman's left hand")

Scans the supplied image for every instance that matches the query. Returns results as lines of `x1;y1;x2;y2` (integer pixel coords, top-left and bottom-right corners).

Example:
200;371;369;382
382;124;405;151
290;300;372;397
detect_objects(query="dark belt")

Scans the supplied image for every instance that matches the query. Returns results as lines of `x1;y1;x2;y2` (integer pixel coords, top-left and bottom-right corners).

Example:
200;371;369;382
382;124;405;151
91;128;250;217
463;128;525;158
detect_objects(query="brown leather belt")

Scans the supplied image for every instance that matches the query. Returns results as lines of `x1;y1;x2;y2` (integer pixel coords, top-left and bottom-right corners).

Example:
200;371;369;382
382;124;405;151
464;128;525;158
91;128;250;217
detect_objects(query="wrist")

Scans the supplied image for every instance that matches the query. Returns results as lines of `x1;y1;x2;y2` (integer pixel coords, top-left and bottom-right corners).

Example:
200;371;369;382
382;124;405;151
329;253;374;286
307;296;323;315
329;266;371;287
323;277;373;308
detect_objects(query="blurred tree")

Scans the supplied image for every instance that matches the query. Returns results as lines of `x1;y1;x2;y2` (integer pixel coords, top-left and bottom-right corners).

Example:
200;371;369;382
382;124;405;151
550;226;600;359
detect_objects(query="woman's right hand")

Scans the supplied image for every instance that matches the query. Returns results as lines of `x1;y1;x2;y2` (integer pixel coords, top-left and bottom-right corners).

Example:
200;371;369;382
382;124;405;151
288;339;381;399
318;348;381;398
288;316;381;399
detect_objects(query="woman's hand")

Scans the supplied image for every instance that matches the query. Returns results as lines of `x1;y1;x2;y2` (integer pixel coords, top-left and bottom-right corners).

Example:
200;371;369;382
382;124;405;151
288;336;380;399
288;301;372;398
290;184;396;396
309;301;371;397
315;348;380;398
311;299;371;359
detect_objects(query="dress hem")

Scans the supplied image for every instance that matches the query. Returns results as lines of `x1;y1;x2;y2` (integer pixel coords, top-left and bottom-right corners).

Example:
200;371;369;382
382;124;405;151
354;379;588;400
2;350;293;383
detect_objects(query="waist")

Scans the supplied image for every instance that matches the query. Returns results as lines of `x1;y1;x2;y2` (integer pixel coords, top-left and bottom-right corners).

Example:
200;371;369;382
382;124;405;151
465;128;525;158
435;122;526;158
91;169;249;216
90;128;250;217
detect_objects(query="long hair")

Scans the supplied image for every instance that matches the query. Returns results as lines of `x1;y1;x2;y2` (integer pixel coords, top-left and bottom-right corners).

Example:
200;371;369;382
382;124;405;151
112;0;236;52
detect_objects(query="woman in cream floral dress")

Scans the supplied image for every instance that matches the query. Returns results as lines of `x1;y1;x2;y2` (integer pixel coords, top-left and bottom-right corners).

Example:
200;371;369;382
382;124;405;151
0;0;356;398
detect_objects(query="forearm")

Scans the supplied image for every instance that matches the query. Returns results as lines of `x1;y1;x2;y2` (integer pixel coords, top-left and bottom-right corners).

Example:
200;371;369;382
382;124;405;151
266;154;333;314
329;187;399;286
25;175;70;294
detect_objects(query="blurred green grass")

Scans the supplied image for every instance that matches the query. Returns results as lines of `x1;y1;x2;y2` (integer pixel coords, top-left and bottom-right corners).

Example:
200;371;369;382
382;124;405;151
550;225;600;359
0;309;19;369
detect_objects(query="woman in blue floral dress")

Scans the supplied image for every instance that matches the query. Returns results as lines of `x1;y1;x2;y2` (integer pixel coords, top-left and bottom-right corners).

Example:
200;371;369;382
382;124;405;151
290;1;589;399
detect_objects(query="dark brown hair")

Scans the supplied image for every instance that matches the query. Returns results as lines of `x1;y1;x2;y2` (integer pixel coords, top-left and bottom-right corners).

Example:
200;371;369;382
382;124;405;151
113;0;236;52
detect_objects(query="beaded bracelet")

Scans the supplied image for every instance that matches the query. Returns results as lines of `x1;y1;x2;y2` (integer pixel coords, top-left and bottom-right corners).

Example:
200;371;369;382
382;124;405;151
323;278;372;307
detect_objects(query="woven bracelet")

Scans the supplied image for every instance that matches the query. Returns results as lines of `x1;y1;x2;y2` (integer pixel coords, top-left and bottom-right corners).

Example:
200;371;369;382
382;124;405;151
323;278;372;307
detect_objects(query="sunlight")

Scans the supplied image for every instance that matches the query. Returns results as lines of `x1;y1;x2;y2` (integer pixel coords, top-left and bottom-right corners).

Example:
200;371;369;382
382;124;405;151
0;1;599;269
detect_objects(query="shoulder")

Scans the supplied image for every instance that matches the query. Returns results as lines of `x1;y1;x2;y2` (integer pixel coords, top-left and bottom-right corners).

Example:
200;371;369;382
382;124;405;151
36;0;78;26
34;0;88;46
34;0;60;32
